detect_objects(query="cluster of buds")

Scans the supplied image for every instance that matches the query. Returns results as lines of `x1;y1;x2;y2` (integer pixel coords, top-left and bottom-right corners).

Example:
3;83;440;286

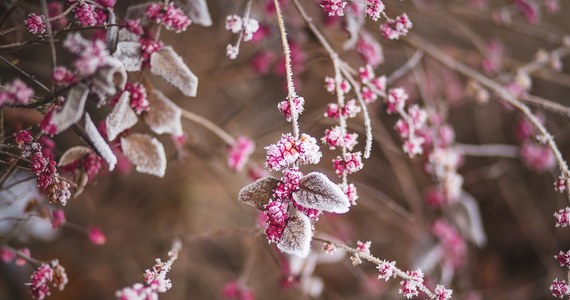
15;130;71;205
145;2;191;33
385;88;427;158
225;13;260;59
28;260;68;300
381;13;413;40
0;79;34;107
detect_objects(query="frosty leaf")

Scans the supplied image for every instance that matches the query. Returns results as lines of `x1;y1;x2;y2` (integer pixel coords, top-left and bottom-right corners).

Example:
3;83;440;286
292;172;350;214
448;192;487;247
106;9;118;52
277;211;313;257
150;46;198;97
125;3;151;26
113;42;142;72
343;4;365;50
120;134;167;177
84;114;117;171
238;176;280;210
144;90;183;136
58;146;92;167
51;83;89;134
106;91;138;141
118;28;139;42
92;57;127;97
175;0;212;27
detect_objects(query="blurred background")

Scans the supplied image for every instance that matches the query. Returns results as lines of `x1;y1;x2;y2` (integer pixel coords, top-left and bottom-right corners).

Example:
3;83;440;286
1;0;570;299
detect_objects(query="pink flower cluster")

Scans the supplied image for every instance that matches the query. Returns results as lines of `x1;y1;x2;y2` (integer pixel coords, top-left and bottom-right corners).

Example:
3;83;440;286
124;82;149;114
225;15;259;42
1;247;30;266
28;260;68;300
551;279;570;298
399;269;424;299
322;126;358;151
222;280;256;300
25;13;46;35
264;200;288;242
332;152;363;175
385;88;427;157
227;136;255;171
515;116;555;172
16;129;71;205
278;96;305;121
431;219;467;269
146;2;191;33
320;0;347;17
365;0;385;21
141;38;164;64
265;133;321;171
0;79;34;106
74;3;98;27
554;207;570;228
52;67;76;86
63;33;109;76
324;100;361;119
356;33;384;67
377;260;396;281
116;241;181;300
381;13;413;40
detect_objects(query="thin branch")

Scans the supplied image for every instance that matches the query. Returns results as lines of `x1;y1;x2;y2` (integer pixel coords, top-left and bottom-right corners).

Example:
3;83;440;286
455;143;519;158
520;93;570;118
180;108;236;146
0;55;50;93
387;50;424;84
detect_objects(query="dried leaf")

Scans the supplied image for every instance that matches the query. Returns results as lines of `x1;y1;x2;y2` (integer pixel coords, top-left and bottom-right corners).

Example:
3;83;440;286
277;211;313;257
51;83;89;134
118;28;139;42
58;146;92;167
292;172;350;214
125;3;151;26
92;57;127;97
106;9;118;52
175;0;212;27
448;192;487;247
84;114;117;171
106;91;138;141
238;176;280;210
144;90;183;136
113;41;142;72
120;134;167;177
150;46;198;97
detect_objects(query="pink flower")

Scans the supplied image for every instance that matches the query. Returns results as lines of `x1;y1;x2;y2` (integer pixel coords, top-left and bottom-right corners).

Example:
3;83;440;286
84;153;103;181
341;183;359;205
403;136;425;157
381;13;413;40
359;65;375;84
377;260;396;281
225;15;243;33
386;88;408;114
227;136;255;172
265;221;285;243
434;285;453;300
146;2;191;33
555;250;570;269
29;264;54;300
265;133;299;171
520;142;555;172
51;210;66;229
40;110;57;136
432;219;467;269
74;3;97;27
52;67;75;86
273;167;302;200
356;240;371;254
141;38;164;64
242;18;260;42
15;248;30;266
333;152;363;175
515;0;540;24
550;278;570;298
365;0;385;21
264;200;288;226
357;33;385;67
25;13;46;35
88;227;106;245
424;186;447;207
0;79;34;106
277;97;305;122
554;207;570;228
15;129;33;145
555;176;567;193
320;0;347;17
126;19;143;35
124;83;149;114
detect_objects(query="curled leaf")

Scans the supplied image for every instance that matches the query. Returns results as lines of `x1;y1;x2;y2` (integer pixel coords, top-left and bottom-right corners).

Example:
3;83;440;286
106;91;138;141
292;172;350;213
144;90;183;136
448;192;487;247
84;114;117;171
120;134;167;177
175;0;212;27
92;57;127;97
58;146;92;167
150;46;198;97
277;211;313;257
113;41;142;72
51;83;89;134
238;176;280;210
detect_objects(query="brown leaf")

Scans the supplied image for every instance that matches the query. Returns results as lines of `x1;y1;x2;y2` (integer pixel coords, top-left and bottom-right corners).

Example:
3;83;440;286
51;83;89;134
58;146;92;167
113;41;142;72
175;0;212;27
292;172;350;213
150;46;198;97
238;176;280;210
144;90;183;136
277;211;313;257
84;114;117;171
106;91;138;141
120;134;167;177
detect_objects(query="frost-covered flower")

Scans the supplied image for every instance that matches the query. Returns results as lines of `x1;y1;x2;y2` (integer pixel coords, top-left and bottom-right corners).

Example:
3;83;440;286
381;13;413;40
0;79;34;106
386;88;408;114
341;183;359;205
377;260;396;281
25;13;46;35
225;15;243;33
554;207;570;228
333;152;363;175
146;2;191;33
320;0;347;17
226;44;239;60
550;278;570;298
365;0;385;21
228;136;255;171
278;97;305;122
242;18;260;42
29;264;54;300
521;142;555;172
123;82;149;114
52;67;75;86
74;3;97;27
356;33;384;67
434;285;453;300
